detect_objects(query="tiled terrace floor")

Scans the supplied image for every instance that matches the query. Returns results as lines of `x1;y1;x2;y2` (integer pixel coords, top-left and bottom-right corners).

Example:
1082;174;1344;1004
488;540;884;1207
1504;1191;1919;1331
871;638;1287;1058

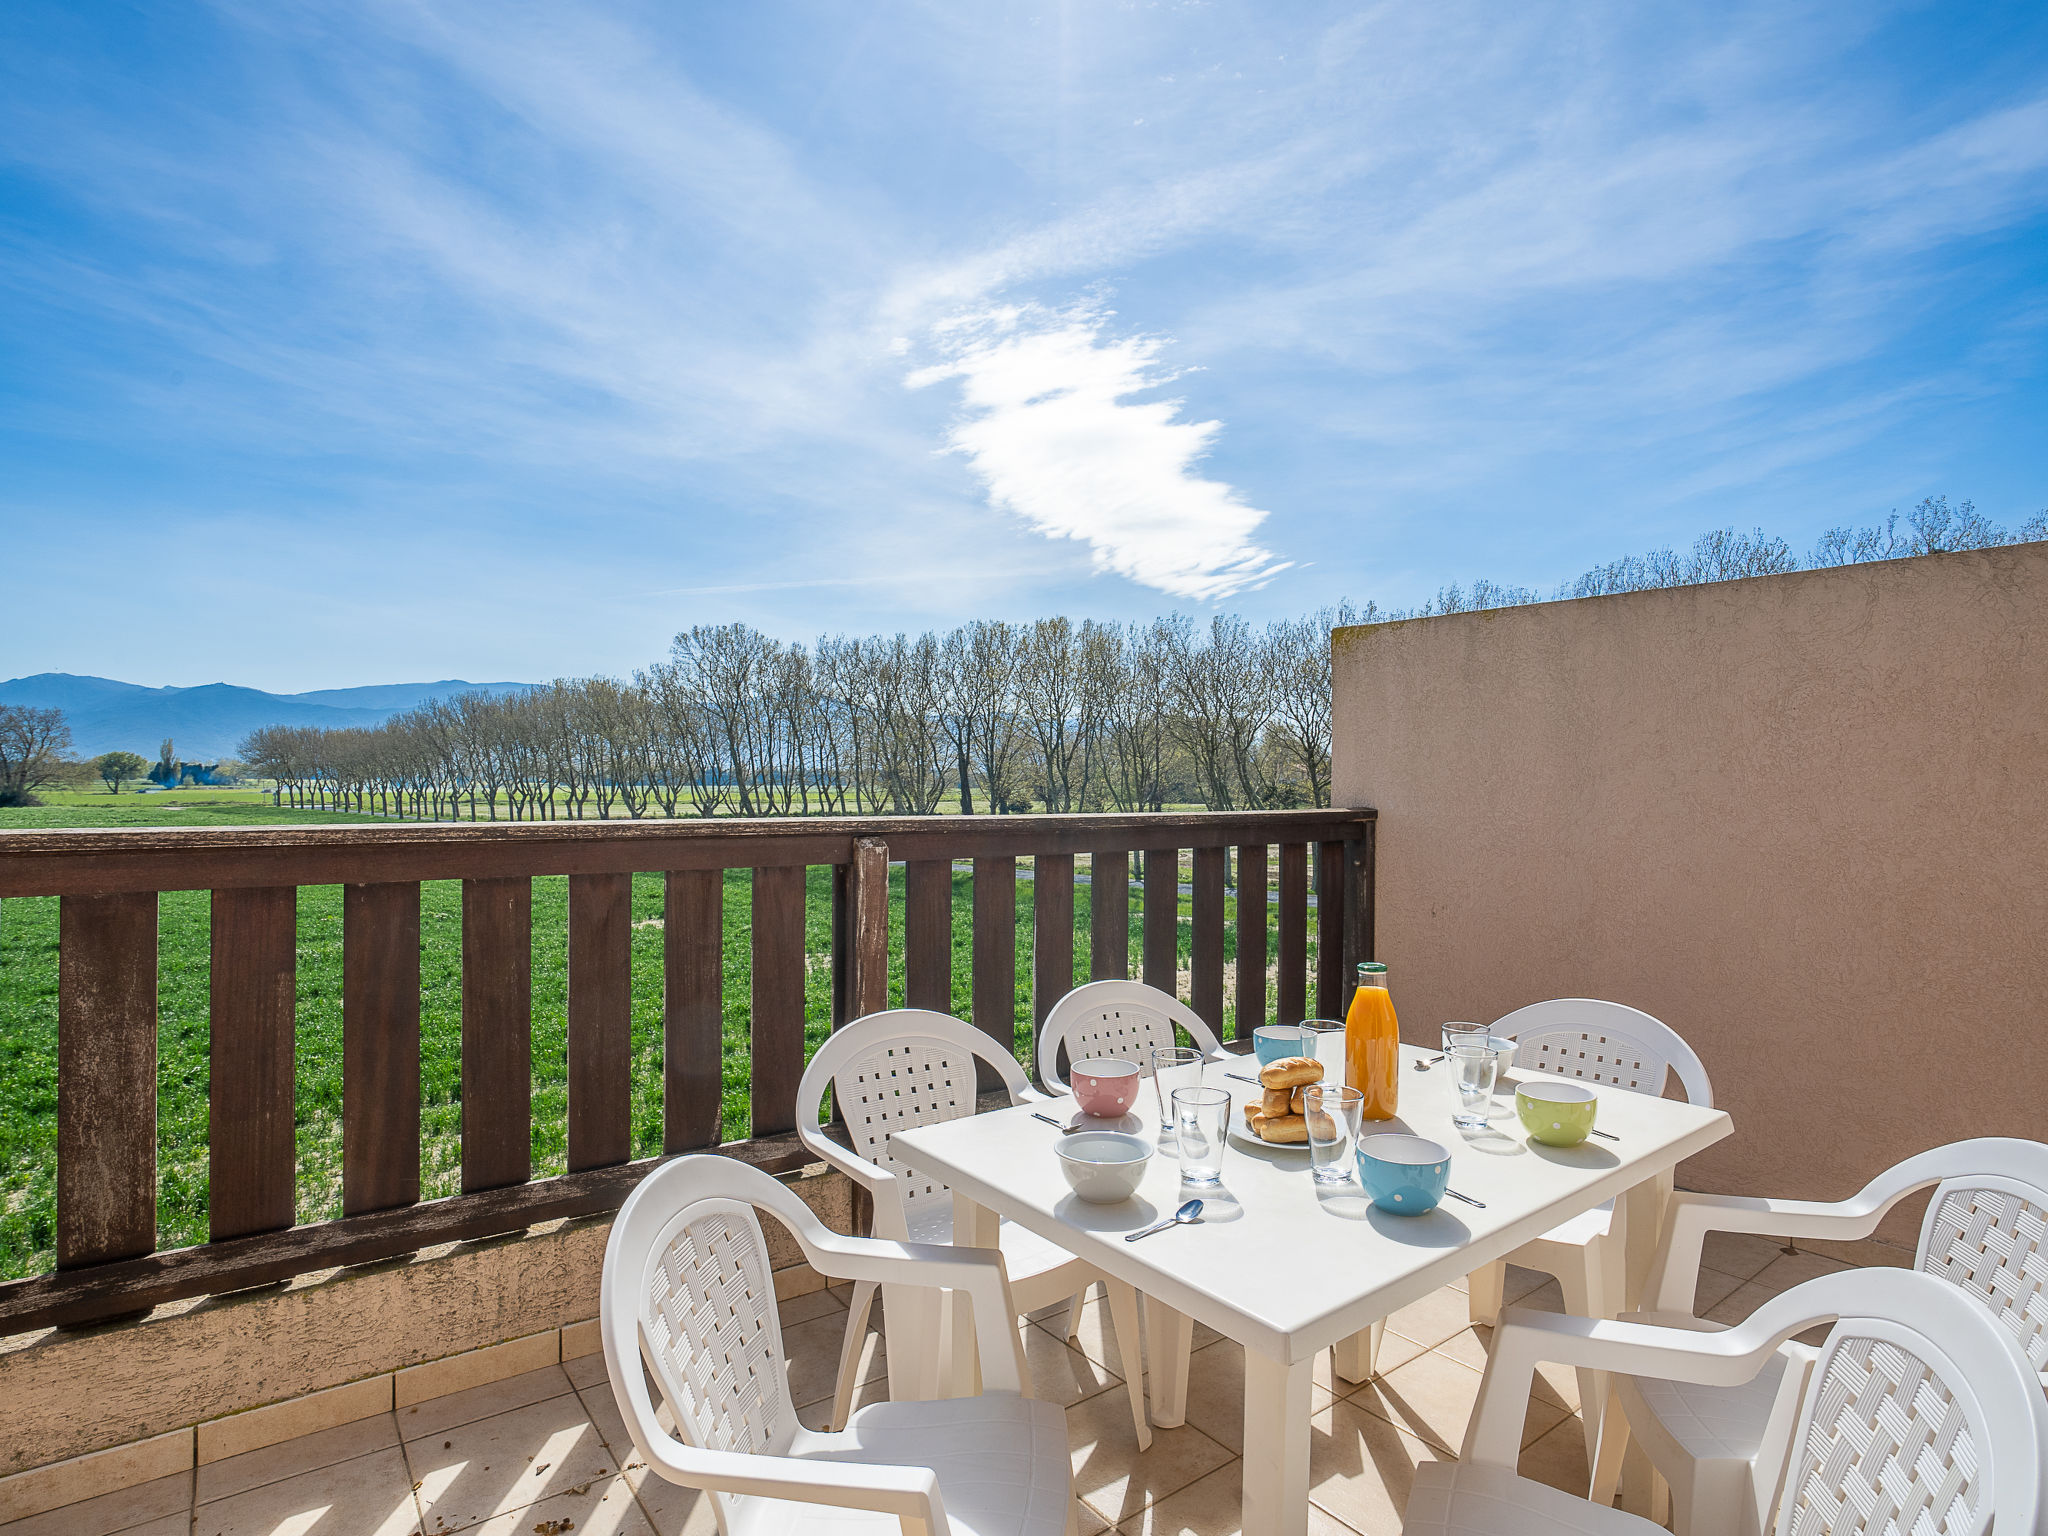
9;1235;1867;1536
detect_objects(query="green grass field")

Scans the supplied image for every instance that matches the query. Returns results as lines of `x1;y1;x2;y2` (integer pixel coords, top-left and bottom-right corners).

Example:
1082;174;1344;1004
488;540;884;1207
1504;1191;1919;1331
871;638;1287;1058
0;801;1282;1279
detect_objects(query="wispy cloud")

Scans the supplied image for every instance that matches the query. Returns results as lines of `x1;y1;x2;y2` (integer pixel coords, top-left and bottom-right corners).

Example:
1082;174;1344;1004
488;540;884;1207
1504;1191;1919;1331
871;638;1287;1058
907;303;1288;601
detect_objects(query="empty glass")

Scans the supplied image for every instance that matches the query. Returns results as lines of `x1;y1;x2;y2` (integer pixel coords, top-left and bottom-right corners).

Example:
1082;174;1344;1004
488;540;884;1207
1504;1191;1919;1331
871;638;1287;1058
1150;1046;1206;1129
1173;1086;1231;1185
1303;1083;1365;1184
1448;1042;1499;1130
1300;1019;1346;1076
1441;1021;1490;1055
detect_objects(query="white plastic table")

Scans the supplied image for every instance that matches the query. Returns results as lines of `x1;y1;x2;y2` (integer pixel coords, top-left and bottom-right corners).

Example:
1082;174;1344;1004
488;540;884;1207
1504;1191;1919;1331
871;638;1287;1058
888;1042;1731;1536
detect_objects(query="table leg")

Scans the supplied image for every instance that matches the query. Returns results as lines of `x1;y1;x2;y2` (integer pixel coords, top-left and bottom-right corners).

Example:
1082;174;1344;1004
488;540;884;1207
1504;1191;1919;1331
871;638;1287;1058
1330;1319;1384;1386
1241;1352;1314;1536
1143;1295;1193;1427
1622;1170;1674;1312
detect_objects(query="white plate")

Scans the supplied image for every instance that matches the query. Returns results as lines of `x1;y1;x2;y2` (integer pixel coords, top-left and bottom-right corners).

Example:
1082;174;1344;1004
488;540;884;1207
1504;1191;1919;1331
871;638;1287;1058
1227;1118;1312;1156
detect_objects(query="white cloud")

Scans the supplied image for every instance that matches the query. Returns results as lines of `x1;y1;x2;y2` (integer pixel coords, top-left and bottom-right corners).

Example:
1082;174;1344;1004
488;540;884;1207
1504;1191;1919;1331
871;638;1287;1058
907;304;1289;601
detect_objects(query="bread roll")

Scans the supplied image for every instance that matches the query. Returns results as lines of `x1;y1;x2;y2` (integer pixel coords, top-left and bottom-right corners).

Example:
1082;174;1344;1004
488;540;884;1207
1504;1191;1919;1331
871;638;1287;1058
1255;1112;1309;1144
1291;1086;1310;1115
1261;1086;1294;1117
1259;1056;1324;1090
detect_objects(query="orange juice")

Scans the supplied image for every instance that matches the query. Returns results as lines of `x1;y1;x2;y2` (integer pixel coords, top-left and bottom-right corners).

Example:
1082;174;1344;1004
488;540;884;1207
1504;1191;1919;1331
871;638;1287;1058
1345;962;1400;1119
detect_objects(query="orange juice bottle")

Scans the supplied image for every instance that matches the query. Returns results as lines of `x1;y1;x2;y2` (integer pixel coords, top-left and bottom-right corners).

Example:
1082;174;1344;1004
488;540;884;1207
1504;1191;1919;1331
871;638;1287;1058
1345;962;1400;1120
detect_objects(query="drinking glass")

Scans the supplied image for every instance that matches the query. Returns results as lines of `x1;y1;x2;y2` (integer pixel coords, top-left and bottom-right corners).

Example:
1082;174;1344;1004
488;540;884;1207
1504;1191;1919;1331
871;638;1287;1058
1173;1086;1231;1185
1441;1021;1490;1056
1303;1083;1365;1184
1301;1019;1346;1076
1448;1042;1499;1130
1150;1047;1206;1130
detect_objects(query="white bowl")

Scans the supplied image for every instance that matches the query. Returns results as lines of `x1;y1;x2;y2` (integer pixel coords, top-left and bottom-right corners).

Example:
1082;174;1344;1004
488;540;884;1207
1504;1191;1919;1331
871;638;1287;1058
1054;1131;1152;1204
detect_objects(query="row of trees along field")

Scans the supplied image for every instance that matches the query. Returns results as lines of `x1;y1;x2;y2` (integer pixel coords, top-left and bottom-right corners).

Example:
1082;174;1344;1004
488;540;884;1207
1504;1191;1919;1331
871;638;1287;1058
239;610;1352;820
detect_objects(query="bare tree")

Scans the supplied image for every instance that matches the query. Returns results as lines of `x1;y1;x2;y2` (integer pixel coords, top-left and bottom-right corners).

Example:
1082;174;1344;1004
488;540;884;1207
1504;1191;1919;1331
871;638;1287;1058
0;705;74;805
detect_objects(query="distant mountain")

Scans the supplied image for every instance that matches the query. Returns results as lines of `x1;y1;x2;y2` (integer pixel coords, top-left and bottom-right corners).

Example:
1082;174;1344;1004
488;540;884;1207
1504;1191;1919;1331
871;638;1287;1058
0;674;536;760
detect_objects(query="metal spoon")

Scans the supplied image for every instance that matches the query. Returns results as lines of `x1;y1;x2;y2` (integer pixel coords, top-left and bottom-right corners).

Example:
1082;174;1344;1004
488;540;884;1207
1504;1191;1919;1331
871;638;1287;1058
1442;1187;1487;1209
1588;1128;1619;1142
1225;1071;1263;1086
1413;1054;1445;1071
1032;1113;1083;1134
1125;1198;1204;1242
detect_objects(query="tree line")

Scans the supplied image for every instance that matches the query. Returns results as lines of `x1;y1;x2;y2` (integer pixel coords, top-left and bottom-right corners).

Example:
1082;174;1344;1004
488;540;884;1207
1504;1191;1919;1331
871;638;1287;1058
238;609;1351;819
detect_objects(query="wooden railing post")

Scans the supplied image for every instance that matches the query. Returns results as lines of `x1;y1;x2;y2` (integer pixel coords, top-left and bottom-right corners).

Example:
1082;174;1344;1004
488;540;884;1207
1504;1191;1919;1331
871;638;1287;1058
903;859;953;1012
1190;847;1225;1034
461;876;532;1194
1343;824;1374;978
1089;851;1128;981
343;882;421;1217
1315;840;1346;1021
567;872;632;1171
663;869;723;1151
971;856;1018;1087
1277;843;1307;1026
750;864;806;1137
1143;847;1178;996
850;838;889;1019
1032;853;1075;1038
1234;843;1268;1040
58;892;158;1269
209;886;297;1241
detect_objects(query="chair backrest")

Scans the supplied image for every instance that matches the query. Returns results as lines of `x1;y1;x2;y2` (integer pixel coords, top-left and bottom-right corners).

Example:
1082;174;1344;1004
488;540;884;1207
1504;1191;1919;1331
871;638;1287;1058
1762;1269;2048;1536
604;1158;815;1488
1036;980;1224;1093
1912;1142;2048;1379
1490;997;1713;1107
795;1009;1031;1237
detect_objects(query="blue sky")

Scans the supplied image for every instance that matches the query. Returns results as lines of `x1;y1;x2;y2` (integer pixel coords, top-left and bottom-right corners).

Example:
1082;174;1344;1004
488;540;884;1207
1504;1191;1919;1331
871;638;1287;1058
3;1;2044;691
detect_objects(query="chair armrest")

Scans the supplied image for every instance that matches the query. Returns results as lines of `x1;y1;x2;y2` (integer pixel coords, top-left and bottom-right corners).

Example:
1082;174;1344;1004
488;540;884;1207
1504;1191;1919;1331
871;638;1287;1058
791;1127;912;1241
803;1230;1029;1395
1462;1290;1850;1470
1644;1189;1900;1315
619;1391;953;1536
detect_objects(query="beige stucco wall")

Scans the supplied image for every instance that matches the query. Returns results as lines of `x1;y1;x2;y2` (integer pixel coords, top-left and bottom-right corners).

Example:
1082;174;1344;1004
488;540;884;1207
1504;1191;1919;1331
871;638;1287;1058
1332;544;2048;1236
0;1165;852;1475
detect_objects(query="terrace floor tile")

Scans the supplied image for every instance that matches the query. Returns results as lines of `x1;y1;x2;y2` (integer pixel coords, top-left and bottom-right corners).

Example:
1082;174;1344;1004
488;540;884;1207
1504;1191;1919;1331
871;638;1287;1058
397;1364;578;1441
193;1446;420;1536
405;1393;617;1534
0;1471;191;1536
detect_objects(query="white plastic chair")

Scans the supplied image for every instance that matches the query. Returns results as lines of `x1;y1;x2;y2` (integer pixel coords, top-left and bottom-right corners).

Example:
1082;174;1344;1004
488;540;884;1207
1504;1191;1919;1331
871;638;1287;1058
1033;979;1224;1095
1402;1267;2048;1536
1591;1137;2048;1534
1033;980;1229;1412
1465;998;1713;1467
796;1009;1153;1447
601;1154;1078;1536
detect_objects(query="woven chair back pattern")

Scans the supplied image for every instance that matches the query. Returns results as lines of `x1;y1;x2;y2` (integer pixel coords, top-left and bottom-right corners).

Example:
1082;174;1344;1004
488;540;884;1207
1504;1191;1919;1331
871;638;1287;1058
1514;1029;1674;1098
839;1040;982;1217
1924;1185;2048;1376
1058;1005;1182;1077
644;1208;791;1460
1778;1334;1980;1536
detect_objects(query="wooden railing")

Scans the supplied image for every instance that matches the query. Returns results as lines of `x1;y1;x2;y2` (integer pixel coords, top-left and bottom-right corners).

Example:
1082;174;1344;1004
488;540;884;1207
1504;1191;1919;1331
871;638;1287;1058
0;809;1374;1334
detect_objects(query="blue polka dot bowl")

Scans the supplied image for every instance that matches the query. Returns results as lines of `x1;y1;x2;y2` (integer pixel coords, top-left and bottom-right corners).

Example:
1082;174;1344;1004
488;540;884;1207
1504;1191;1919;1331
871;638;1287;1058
1355;1134;1450;1215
